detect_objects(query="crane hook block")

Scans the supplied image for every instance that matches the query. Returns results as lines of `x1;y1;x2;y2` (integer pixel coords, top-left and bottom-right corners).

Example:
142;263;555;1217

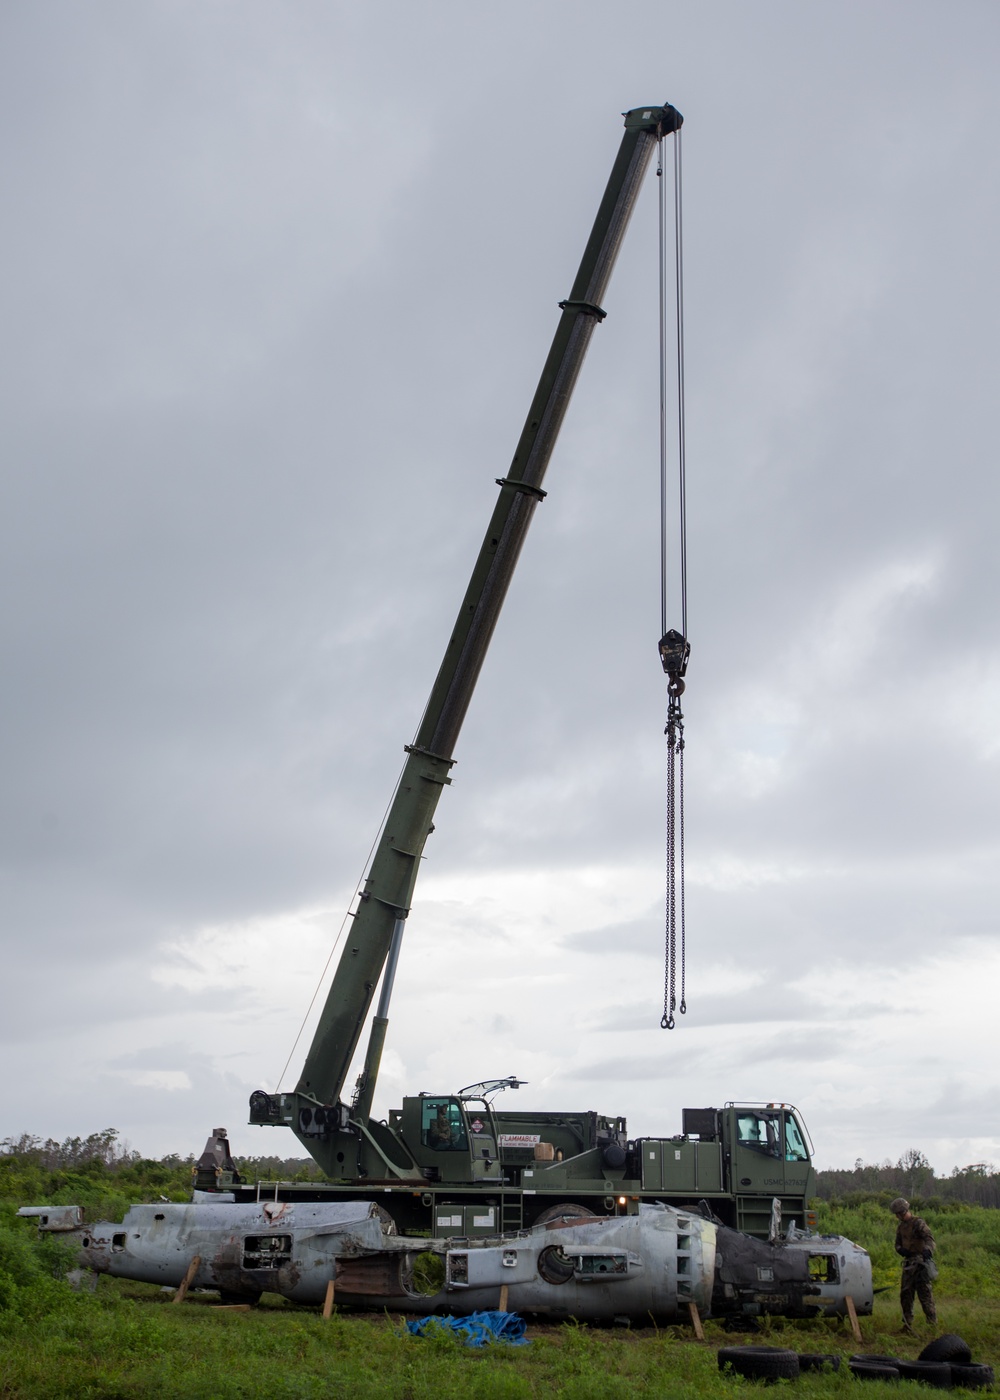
658;629;690;680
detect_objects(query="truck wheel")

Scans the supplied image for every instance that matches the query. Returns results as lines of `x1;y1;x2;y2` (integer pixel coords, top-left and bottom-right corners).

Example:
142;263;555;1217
534;1203;597;1226
717;1346;800;1381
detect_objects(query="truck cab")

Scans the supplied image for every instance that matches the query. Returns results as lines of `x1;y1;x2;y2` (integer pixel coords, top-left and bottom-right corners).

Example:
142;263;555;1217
724;1103;815;1234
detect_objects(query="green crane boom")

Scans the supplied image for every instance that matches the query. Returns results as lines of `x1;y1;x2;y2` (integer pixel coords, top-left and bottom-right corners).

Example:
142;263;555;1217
290;102;682;1143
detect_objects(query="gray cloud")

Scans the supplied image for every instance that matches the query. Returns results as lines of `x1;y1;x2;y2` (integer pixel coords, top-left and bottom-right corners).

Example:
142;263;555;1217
2;1;999;1166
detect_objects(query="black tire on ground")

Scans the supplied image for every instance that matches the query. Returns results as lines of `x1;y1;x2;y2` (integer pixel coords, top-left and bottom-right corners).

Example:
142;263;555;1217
896;1360;955;1388
850;1354;902;1366
534;1203;598;1226
849;1361;901;1382
797;1353;841;1372
920;1335;974;1365
950;1363;995;1390
717;1345;800;1381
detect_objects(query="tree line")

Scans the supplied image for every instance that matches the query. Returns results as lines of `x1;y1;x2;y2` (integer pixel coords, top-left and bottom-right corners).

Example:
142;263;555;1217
815;1148;1000;1209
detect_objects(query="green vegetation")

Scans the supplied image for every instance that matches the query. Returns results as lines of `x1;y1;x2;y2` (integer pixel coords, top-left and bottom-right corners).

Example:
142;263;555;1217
1;1135;998;1397
816;1197;1000;1300
1;1263;997;1400
0;1130;324;1223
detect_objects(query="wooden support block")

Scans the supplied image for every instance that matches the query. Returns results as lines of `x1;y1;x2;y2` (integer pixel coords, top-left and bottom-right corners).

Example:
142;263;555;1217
212;1304;251;1312
322;1279;336;1319
845;1293;862;1344
687;1301;705;1340
172;1254;201;1304
498;1284;509;1313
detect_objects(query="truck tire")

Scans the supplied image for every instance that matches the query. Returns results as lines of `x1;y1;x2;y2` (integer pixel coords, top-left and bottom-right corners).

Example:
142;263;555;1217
717;1346;800;1381
848;1360;901;1381
534;1203;598;1227
850;1354;901;1366
950;1363;994;1390
896;1359;954;1387
920;1336;973;1365
797;1352;841;1372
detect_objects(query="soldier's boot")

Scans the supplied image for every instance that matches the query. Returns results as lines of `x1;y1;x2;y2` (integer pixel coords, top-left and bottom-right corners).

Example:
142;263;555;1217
924;1309;938;1326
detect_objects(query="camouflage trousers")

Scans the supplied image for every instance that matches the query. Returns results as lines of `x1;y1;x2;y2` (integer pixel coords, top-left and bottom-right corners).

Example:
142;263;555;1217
900;1259;936;1324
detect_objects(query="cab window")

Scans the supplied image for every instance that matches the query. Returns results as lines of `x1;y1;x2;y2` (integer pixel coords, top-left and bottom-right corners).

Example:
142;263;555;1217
421;1098;468;1152
737;1112;781;1157
784;1115;808;1162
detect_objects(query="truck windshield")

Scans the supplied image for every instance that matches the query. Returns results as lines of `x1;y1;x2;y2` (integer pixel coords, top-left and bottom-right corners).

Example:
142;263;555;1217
421;1098;468;1152
737;1112;781;1157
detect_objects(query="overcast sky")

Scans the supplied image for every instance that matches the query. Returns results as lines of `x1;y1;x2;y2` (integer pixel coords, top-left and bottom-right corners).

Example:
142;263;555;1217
2;2;999;1176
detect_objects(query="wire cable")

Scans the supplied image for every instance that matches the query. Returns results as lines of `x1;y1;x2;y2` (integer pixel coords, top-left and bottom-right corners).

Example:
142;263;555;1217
275;758;408;1092
658;126;689;1029
674;128;688;641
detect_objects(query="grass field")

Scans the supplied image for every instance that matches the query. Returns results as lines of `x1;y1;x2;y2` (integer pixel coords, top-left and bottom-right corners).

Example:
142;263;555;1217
1;1200;998;1398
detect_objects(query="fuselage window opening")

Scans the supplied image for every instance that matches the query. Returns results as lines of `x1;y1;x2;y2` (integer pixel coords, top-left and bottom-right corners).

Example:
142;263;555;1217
242;1234;293;1269
808;1254;839;1283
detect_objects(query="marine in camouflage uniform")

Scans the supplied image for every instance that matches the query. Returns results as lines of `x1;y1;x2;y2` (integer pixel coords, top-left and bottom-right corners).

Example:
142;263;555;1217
890;1197;936;1329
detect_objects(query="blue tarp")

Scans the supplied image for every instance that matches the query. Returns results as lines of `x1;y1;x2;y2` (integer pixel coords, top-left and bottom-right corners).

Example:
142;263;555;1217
405;1310;529;1346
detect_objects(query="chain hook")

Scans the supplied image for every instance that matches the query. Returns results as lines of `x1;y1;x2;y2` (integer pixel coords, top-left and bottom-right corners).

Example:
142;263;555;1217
661;654;688;1030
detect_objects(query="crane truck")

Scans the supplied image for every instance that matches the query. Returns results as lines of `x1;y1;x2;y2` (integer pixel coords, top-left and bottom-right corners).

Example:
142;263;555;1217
19;102;872;1326
232;101;820;1242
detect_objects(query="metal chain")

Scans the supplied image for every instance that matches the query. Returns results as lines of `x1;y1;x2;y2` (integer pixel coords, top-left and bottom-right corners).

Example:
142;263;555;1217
678;727;686;1015
662;700;677;1029
662;692;684;1028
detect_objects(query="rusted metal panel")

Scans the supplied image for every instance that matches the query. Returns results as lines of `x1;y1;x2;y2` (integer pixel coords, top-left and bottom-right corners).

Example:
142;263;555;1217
334;1255;405;1297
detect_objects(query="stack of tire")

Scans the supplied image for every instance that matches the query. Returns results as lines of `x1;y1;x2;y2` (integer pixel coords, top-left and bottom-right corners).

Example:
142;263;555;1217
849;1334;994;1389
718;1335;994;1388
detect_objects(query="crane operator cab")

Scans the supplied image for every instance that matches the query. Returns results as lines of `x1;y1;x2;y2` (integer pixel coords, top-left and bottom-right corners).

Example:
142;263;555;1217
424;1100;467;1151
393;1093;502;1183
